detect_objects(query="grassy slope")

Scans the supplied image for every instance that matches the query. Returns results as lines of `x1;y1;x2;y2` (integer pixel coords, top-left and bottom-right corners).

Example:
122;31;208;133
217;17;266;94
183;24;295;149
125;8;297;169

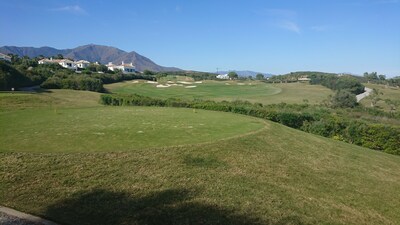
0;106;264;152
1;123;400;225
1;89;400;225
105;80;333;105
361;83;400;112
0;89;101;111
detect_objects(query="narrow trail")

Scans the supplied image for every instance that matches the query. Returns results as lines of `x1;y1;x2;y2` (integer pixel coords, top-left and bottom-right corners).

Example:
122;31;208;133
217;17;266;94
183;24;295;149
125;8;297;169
356;87;373;102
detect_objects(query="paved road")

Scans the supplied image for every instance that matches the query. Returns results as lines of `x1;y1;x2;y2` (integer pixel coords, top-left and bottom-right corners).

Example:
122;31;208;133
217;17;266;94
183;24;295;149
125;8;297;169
0;206;58;225
356;87;373;102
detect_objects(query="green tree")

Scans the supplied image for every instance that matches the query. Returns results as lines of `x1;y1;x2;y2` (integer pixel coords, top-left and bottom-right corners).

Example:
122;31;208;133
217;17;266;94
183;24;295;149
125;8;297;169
378;74;386;81
370;88;382;107
55;54;64;59
228;72;238;80
331;90;358;108
143;70;155;75
256;73;264;80
336;76;365;94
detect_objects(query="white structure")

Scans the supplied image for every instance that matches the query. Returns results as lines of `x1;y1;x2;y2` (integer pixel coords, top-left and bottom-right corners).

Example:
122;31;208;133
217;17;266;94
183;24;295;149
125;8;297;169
216;74;229;79
38;58;54;65
58;59;76;69
0;53;11;62
107;61;136;73
75;60;90;69
38;58;78;70
298;77;311;82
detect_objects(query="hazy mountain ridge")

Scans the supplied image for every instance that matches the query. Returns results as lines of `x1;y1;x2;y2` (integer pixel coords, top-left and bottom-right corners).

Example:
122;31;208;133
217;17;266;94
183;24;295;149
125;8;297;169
217;70;273;77
0;44;181;72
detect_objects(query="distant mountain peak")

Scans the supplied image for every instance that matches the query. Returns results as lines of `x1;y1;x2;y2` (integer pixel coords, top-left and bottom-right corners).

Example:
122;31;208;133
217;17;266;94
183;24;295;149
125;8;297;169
0;44;181;72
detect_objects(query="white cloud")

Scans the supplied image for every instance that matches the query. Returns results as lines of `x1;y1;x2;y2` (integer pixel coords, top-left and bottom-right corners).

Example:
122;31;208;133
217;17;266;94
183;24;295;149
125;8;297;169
278;21;301;33
259;8;301;34
51;5;86;14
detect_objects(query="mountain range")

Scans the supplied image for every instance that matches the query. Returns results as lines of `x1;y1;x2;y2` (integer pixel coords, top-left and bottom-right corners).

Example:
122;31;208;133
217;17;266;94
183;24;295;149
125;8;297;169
217;70;273;77
0;44;181;72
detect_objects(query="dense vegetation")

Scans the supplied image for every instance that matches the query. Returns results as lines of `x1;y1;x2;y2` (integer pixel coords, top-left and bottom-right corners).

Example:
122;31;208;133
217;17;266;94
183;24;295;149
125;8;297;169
41;70;154;92
100;94;400;155
309;74;365;95
148;70;218;81
267;71;336;83
363;72;400;87
0;55;154;92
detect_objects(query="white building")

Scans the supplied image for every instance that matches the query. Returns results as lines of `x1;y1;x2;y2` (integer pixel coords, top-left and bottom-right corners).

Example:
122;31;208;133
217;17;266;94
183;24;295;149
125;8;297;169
107;61;136;73
58;59;76;69
216;74;229;79
298;76;311;82
75;60;90;69
38;58;77;70
0;53;11;62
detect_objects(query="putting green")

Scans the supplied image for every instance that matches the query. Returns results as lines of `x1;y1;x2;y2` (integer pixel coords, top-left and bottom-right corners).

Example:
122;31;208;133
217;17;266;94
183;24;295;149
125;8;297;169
0;106;265;153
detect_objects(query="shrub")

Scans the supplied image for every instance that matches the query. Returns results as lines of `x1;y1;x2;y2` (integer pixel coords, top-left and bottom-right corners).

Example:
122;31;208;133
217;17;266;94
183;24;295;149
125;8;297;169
331;90;358;108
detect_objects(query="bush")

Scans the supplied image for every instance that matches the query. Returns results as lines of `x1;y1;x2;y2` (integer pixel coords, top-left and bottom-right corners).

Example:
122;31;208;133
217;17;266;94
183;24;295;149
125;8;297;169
331;90;358;108
0;61;31;90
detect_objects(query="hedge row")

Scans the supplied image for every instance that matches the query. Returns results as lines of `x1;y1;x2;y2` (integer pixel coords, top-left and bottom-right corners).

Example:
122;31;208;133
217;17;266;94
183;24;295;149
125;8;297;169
100;94;315;129
41;73;156;92
100;94;400;155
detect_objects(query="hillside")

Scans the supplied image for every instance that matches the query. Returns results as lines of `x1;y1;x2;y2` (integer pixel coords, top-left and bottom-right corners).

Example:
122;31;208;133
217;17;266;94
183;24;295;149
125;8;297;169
1;89;400;224
0;44;181;72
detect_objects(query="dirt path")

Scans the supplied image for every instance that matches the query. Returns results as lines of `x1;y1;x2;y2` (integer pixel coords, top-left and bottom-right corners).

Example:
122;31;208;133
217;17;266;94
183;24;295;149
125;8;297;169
356;87;373;102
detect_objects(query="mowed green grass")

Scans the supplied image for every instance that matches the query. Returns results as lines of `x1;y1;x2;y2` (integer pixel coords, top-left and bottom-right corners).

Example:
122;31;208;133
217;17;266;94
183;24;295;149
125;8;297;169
105;80;333;105
0;89;101;111
1;121;400;225
1;89;400;225
0;106;264;152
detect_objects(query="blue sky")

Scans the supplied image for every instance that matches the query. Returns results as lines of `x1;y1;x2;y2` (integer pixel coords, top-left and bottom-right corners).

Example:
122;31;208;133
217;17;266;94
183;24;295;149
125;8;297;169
1;0;399;76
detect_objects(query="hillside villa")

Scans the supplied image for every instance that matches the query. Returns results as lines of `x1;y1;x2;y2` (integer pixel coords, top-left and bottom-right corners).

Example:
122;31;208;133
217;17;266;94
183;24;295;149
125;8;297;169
216;74;229;79
107;61;136;74
298;76;311;82
38;58;90;70
37;58;136;74
75;60;90;69
0;53;12;62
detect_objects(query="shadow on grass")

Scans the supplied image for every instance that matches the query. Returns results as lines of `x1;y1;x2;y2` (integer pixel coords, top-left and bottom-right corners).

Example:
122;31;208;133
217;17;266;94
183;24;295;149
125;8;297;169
44;189;307;225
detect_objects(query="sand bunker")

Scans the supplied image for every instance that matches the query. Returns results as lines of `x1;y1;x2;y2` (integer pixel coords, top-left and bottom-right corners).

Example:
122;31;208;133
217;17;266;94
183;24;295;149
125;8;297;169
132;80;139;84
167;81;175;84
237;83;245;85
194;81;203;84
178;81;193;84
156;84;170;88
185;86;197;88
225;83;230;85
147;81;158;84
